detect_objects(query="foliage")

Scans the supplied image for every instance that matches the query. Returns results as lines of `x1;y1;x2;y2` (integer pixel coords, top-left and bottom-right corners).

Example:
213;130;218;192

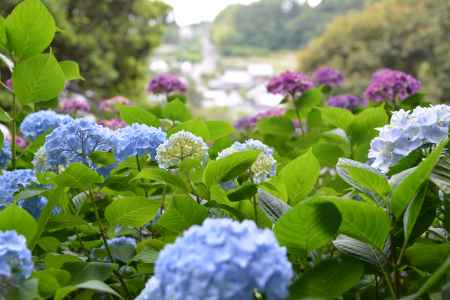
298;0;450;102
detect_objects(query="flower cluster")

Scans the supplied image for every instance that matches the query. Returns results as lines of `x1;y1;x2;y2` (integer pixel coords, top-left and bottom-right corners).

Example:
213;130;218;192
107;237;137;248
0;140;11;169
327;95;367;111
369;104;450;173
147;74;187;95
59;94;91;114
136;218;293;300
235;107;286;130
156;131;208;169
99;96;131;113
97;119;127;130
313;66;344;87
364;69;421;103
0;231;33;286
20;110;72;141
267;71;314;98
218;139;276;183
113;124;166;162
44;118;114;168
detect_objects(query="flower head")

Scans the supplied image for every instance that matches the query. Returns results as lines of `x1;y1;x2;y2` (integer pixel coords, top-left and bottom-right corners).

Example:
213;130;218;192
44;118;114;168
14;137;27;149
107;237;137;248
59;94;91;114
0;140;11;169
113;124;166;162
136;218;293;300
99;96;132;113
369;105;450;173
147;74;187;95
156;131;208;169
327;95;367;111
0;231;33;287
364;69;421;103
97;119;127;130
235;107;286;130
267;71;314;98
313;66;344;87
218;139;276;184
20;110;72;141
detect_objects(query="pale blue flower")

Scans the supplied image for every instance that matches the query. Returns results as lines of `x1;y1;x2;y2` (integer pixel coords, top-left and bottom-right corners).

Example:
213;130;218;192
107;237;137;248
156;131;209;169
20;110;72;141
44;118;114;168
0;231;33;286
218;139;276;184
0;140;11;169
113;124;166;162
137;218;293;300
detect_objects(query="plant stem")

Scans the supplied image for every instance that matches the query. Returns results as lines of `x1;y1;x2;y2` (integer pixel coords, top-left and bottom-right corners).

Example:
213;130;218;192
10;93;17;169
294;108;305;134
381;268;397;299
135;155;142;172
252;194;258;225
87;189;131;300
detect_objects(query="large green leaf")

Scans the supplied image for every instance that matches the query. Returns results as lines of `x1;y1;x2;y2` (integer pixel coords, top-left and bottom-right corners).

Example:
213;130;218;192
405;242;450;271
59;60;83;80
134;168;189;192
157;195;208;234
274;200;341;253
289;258;364;299
391;139;447;217
52;163;104;190
203;150;259;187
0;15;6;49
162;99;192;121
257;116;294;137
333;235;388;267
257;189;291;223
5;0;56;59
0;205;37;243
170;119;210;141
12;52;66;104
119;106;160;127
319;106;355;131
55;280;122;300
403;184;427;245
280;149;320;204
206;120;235;141
105;196;160;227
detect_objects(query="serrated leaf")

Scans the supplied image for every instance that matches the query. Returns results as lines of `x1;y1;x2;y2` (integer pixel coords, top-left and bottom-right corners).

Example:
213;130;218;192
206;120;234;141
134;168;189;192
60;60;83;80
119;106;160;127
105;196;160;227
170;119;210;141
52;163;104;190
0;205;37;243
162;99;191;121
319;106;355;130
55;280;122;300
405;242;450;271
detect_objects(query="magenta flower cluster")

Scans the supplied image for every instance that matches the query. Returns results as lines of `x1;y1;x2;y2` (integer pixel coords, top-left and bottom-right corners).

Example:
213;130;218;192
98;118;127;130
327;95;367;111
364;69;421;102
59;94;91;114
235;107;286;129
99;96;131;113
147;74;187;95
313;66;344;87
267;71;314;98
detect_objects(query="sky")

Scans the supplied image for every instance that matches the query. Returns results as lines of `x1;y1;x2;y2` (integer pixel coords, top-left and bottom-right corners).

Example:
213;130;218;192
162;0;322;26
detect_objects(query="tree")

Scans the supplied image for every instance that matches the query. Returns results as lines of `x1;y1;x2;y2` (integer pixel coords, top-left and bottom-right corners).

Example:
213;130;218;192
297;0;450;102
1;0;170;100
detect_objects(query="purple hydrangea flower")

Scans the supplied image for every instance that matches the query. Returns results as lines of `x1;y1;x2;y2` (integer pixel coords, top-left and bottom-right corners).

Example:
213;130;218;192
5;79;13;90
313;66;344;87
235;107;286;130
59;94;91;114
97;119;127;130
266;71;314;98
99;96;132;113
327;95;367;111
364;69;421;103
147;74;187;95
14;137;27;149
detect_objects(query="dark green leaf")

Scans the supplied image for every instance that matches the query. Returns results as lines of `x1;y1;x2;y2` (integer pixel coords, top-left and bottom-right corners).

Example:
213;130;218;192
0;205;37;243
105;196;160;227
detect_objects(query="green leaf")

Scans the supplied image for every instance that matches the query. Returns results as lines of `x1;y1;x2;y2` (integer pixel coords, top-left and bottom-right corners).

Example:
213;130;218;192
0;15;6;48
55;280;122;300
132;248;159;264
319;106;355;130
52;163;104;190
0;107;11;122
391;139;447;217
109;242;136;263
258;189;291;223
33;270;60;297
295;88;323;117
119;106;160;127
329;198;391;250
105;196;160;227
274;201;341;253
312;143;344;167
206;120;235;141
59;60;83;80
0;205;37;243
336;158;391;205
257;116;294;137
134;168;189;192
333;235;387;267
170;119;210;141
403;184;427;245
227;183;257;202
289;258;364;299
405;242;450;271
44;254;82;269
5;0;56;59
203;150;260;187
162;99;192;121
12;53;66;104
5;278;39;300
280;149;320;204
157;195;208;234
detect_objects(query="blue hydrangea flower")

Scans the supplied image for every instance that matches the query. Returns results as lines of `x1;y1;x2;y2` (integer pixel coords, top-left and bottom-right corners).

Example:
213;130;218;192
136;218;293;300
156;131;209;169
113;124;166;162
20;110;72;141
44;118;114;168
107;237;137;247
0;140;11;169
218;139;277;184
369;105;450;173
0;231;33;286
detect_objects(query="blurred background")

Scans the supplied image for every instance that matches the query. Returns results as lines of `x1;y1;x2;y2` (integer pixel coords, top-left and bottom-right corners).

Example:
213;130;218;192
1;0;449;121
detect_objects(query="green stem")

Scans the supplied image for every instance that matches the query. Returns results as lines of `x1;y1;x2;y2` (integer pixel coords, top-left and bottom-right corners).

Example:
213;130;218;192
294;107;305;134
11;93;17;169
252;194;258;225
135;155;142;172
381;268;397;300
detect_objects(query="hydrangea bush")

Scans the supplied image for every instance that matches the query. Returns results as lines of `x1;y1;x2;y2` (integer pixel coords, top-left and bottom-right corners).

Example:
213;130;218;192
0;1;448;299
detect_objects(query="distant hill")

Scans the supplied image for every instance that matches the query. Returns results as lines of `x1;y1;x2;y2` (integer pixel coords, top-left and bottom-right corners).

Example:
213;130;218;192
211;0;368;56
